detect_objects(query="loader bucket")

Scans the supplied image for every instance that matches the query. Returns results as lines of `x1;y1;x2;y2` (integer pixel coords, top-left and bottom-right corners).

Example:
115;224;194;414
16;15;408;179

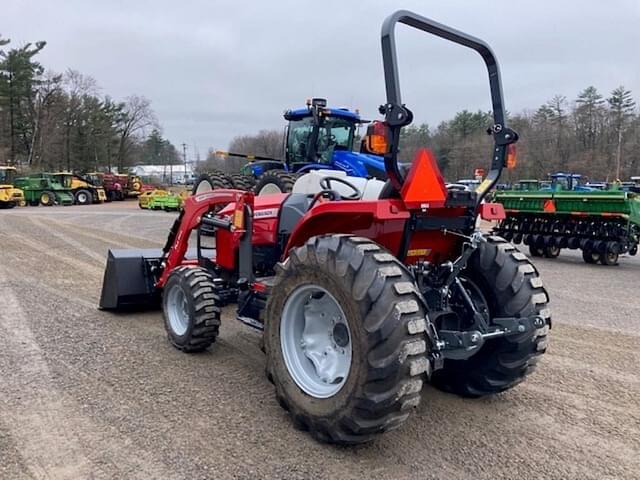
99;249;162;310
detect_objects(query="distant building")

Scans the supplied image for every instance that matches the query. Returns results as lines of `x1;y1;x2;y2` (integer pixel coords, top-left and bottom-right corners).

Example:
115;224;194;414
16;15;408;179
128;164;195;185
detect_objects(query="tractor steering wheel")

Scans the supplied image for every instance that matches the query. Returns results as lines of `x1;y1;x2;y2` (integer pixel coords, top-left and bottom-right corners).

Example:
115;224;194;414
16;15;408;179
319;176;362;200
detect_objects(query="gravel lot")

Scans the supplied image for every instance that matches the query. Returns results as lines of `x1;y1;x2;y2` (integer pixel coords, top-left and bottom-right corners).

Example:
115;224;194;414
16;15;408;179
1;202;638;479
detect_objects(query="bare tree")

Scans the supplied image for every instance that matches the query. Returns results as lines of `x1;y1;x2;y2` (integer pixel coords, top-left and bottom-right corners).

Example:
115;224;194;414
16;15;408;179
228;129;283;159
116;95;157;169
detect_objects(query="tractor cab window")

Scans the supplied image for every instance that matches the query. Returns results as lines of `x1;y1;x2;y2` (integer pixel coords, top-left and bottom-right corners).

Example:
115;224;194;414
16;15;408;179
287;115;356;165
60;175;73;188
320;117;354;150
88;174;103;186
315;117;356;164
287;117;315;164
0;169;15;184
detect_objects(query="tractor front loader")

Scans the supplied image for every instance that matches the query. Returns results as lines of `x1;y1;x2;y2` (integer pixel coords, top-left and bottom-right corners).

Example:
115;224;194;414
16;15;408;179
99;10;550;444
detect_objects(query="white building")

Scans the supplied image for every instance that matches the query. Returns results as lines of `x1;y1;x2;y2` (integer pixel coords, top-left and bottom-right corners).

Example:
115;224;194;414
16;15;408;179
129;164;196;185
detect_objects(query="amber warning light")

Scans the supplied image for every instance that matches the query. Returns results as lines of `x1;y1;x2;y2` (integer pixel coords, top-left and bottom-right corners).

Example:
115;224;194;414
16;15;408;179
506;144;517;169
364;121;389;155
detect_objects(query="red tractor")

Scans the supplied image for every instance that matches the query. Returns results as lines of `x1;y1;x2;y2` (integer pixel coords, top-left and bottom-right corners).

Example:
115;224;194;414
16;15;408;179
87;172;150;201
100;11;550;444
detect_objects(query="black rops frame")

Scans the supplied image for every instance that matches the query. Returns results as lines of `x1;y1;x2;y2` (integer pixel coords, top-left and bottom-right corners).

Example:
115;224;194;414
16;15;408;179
380;10;518;207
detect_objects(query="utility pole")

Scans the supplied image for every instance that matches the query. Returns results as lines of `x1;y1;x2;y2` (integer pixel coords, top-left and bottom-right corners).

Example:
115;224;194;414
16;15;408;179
615;128;623;180
182;143;188;184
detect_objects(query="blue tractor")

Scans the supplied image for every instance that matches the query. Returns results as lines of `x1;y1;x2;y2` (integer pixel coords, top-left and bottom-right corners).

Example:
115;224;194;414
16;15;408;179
539;172;596;192
193;98;387;195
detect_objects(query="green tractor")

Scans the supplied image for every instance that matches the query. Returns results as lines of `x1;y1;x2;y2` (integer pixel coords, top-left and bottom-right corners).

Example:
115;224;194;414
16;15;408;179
14;174;75;206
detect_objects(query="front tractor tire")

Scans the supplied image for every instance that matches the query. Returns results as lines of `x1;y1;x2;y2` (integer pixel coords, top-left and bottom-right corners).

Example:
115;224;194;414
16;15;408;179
40;191;55;206
74;189;92;205
162;266;222;352
253;170;297;196
431;236;550;398
265;235;429;444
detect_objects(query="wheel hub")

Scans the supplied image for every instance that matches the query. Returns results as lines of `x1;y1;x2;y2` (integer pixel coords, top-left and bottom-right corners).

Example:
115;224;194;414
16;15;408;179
280;285;352;398
166;284;189;336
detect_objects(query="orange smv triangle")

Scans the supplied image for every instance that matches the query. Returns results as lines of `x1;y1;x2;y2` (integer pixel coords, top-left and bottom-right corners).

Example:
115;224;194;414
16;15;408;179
400;148;447;209
543;199;556;212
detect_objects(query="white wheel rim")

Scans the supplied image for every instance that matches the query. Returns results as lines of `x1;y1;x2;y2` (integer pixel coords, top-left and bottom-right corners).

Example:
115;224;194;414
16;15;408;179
258;183;283;195
195;180;213;195
280;285;352;398
166;284;189;336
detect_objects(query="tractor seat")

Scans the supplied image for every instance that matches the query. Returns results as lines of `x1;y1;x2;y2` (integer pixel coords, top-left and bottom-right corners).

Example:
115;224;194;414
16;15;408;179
277;193;314;238
378;163;411;199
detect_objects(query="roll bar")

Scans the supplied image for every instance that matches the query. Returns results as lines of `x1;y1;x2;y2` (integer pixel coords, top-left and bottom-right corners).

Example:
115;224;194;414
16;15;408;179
380;10;518;205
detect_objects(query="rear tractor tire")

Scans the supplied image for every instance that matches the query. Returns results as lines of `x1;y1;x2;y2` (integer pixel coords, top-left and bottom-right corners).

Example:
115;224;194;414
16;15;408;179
430;236;550;397
254;170;297;196
265;235;429;444
191;170;234;195
230;173;256;191
162;266;222;352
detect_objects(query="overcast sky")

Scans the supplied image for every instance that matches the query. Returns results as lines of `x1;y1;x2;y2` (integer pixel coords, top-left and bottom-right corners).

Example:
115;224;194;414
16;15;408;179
4;0;640;160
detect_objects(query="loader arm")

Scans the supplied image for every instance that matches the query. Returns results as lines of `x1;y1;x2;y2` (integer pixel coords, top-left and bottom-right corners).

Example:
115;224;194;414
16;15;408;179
156;189;254;288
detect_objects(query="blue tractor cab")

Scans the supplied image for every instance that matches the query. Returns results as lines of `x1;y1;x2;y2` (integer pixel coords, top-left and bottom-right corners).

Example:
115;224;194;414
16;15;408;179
540;172;596;192
282;100;386;179
231;98;387;194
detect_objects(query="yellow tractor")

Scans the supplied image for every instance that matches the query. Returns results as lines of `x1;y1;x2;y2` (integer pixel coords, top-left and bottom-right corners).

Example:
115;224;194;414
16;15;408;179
51;172;107;205
0;166;25;208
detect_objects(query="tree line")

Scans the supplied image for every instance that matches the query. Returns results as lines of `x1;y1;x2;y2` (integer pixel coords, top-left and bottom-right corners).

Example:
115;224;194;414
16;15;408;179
0;35;180;173
212;86;638;182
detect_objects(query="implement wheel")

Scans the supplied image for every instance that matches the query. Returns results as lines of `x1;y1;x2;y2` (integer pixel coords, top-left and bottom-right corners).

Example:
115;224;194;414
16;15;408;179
600;242;619;266
265;235;428;444
582;248;600;264
543;245;560;258
254;170;297;196
431;236;550;397
528;244;544;257
162;266;222;352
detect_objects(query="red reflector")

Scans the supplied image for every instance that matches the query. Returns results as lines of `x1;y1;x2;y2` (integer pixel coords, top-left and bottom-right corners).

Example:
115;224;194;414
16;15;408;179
400;149;447;209
253;282;268;293
479;203;506;221
543;199;556;213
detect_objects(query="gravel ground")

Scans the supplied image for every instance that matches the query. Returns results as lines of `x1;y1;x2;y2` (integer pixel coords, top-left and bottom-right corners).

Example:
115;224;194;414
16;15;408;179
0;202;638;480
